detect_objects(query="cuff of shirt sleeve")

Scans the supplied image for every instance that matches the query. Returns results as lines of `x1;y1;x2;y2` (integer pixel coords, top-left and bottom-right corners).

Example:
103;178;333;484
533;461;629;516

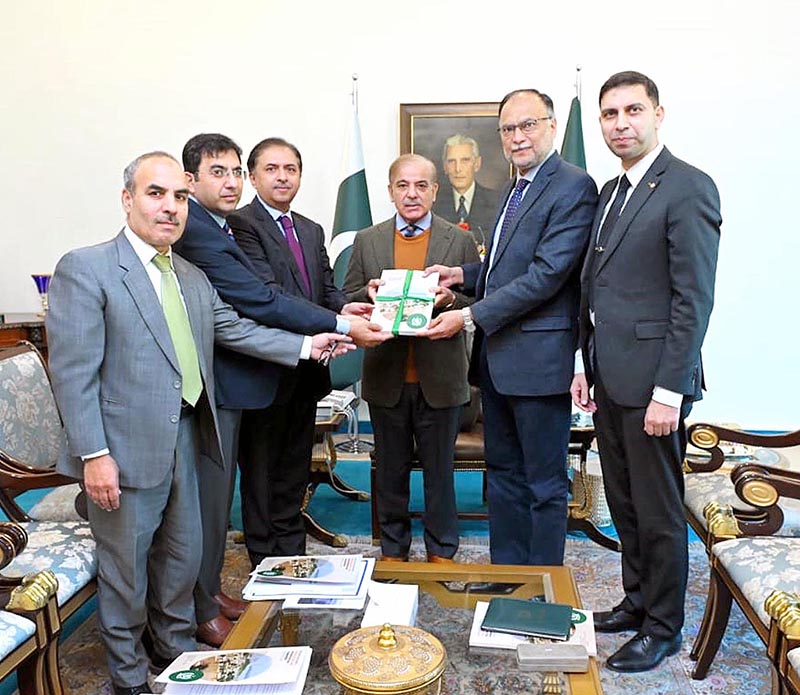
300;337;312;361
336;317;351;335
574;349;584;375
81;448;110;461
652;386;683;408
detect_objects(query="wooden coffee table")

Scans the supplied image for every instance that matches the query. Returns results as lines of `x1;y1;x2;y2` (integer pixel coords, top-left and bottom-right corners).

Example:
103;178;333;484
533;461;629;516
223;561;603;694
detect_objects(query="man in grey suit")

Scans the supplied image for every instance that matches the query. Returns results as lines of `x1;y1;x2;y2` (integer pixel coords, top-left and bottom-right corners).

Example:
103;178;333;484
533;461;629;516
46;152;349;695
571;71;720;672
344;154;479;562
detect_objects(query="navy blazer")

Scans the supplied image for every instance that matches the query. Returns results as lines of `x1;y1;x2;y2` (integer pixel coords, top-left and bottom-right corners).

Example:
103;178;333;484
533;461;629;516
173;200;338;409
463;153;598;396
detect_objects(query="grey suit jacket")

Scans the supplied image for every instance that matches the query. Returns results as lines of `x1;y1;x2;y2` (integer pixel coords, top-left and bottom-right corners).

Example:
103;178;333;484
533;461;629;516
343;215;480;409
47;231;304;489
579;147;721;407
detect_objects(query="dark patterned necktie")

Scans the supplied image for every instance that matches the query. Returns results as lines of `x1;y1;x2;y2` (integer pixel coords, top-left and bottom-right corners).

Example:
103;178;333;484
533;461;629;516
222;221;234;240
495;178;530;250
402;224;419;238
278;215;311;295
456;195;468;223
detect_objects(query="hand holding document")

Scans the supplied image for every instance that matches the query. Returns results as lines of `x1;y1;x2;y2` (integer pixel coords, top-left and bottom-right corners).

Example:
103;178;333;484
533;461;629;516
372;269;439;335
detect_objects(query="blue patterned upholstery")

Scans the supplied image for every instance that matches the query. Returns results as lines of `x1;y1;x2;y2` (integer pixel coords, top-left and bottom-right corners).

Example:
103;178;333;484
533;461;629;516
3;521;96;607
0;349;61;470
685;471;800;535
713;536;800;626
0;611;35;661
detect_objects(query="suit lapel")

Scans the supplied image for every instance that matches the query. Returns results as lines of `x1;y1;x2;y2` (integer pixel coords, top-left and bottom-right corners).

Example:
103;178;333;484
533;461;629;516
252;198;310;297
595;148;673;273
425;217;455;266
491;154;558;267
370;219;397;269
581;180;616;282
115;233;181;372
292;213;317;297
173;255;210;384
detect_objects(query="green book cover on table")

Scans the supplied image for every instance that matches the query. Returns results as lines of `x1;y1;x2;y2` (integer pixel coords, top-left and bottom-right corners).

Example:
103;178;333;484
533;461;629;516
481;597;574;641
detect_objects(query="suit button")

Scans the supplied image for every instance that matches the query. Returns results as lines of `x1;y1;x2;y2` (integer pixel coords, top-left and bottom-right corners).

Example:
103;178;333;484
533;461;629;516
173;380;181;389
170;415;179;424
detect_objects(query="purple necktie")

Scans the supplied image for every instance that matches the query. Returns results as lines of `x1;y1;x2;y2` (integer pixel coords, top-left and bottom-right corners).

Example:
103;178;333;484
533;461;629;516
278;214;311;295
495;178;530;250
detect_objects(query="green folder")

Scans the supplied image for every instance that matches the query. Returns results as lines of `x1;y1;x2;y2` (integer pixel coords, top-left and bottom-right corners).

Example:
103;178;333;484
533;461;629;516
481;597;574;641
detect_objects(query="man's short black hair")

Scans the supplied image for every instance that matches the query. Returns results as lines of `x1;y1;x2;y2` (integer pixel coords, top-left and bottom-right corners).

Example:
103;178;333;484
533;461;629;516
182;133;242;174
247;137;303;174
599;71;659;107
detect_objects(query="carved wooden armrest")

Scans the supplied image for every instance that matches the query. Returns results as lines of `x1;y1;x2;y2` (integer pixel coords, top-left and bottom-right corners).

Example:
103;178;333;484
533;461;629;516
686;423;800;473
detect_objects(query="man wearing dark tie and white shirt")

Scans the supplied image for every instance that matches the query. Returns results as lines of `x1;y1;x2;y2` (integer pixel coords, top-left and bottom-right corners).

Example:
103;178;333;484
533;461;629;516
421;89;597;567
571;71;720;673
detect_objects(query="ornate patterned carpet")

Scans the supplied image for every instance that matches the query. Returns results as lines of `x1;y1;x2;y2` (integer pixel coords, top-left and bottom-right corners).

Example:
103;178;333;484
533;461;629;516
55;534;770;695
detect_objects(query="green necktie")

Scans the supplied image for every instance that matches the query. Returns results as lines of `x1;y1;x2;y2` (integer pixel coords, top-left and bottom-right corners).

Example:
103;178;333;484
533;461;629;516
152;253;203;406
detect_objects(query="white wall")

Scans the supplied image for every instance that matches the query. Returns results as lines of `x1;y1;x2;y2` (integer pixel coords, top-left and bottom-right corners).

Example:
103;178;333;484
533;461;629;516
2;0;798;427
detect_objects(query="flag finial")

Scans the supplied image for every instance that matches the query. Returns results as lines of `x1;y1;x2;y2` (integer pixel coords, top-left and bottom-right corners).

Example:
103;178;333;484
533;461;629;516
575;65;582;101
351;74;359;113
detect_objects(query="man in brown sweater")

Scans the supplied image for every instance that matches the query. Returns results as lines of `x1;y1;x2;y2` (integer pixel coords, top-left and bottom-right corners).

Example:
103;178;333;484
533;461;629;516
343;154;480;562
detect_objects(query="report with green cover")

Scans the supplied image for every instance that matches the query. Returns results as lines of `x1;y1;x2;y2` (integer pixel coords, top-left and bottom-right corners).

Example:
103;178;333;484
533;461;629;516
480;597;574;641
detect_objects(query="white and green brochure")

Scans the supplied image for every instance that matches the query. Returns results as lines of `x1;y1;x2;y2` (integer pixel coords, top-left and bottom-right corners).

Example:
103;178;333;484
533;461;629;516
373;269;439;336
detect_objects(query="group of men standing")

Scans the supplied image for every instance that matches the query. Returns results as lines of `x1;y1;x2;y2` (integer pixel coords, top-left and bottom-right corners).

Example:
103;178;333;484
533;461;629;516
44;69;719;695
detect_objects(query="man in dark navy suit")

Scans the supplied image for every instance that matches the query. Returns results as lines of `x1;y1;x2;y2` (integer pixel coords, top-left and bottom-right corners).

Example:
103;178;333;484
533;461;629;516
421;90;597;567
173;134;384;647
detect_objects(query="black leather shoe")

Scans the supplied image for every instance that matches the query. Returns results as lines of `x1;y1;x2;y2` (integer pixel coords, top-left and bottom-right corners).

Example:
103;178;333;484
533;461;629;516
467;582;520;594
606;632;682;672
113;684;150;695
593;607;644;633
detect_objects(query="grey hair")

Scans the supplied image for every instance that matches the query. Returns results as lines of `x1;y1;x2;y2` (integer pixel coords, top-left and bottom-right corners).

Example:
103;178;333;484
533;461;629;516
123;151;179;192
441;134;480;163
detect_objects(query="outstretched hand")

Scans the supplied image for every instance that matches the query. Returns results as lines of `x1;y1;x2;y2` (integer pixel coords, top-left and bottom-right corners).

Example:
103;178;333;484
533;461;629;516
310;333;354;362
423;264;464;288
416;309;464;340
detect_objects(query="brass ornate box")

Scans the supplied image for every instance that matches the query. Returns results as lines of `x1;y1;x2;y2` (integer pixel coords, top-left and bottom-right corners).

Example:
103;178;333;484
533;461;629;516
329;623;446;694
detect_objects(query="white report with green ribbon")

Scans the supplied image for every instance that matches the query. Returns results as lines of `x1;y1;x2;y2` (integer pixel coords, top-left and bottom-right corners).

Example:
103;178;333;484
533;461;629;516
372;269;439;336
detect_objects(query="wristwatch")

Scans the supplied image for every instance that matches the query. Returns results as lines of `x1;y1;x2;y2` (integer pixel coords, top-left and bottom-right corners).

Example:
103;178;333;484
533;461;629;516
461;307;475;333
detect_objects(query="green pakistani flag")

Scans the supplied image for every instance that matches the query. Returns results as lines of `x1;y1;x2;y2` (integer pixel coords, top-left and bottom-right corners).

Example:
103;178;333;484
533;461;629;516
330;104;372;288
561;96;587;170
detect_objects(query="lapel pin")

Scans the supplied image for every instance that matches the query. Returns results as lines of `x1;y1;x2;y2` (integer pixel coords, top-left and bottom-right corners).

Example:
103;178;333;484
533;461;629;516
647;180;658;189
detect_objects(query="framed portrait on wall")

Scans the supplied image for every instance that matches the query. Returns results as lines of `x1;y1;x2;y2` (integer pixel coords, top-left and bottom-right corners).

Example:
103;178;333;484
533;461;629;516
400;102;511;250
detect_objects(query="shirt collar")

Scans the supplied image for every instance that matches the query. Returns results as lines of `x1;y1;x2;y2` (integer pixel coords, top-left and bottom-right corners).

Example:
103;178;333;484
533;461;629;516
452;181;476;208
518;148;556;183
620;143;664;190
124;225;173;268
256;194;291;221
395;211;432;232
190;195;227;228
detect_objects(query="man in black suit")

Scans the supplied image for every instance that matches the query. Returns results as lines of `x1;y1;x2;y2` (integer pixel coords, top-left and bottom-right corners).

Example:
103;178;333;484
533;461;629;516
432;134;500;251
571;71;720;672
421;90;597;566
174;134;380;643
228;138;388;564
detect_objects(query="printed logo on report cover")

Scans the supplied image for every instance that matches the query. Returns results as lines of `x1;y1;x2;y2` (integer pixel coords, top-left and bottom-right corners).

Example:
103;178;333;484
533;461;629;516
169;669;203;682
406;314;427;329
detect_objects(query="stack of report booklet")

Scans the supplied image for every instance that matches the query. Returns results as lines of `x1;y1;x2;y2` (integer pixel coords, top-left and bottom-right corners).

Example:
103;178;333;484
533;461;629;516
469;599;597;657
152;646;312;695
242;554;374;610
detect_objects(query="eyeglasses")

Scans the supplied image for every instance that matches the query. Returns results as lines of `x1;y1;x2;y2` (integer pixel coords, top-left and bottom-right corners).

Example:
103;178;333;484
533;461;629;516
199;166;246;179
498;117;553;137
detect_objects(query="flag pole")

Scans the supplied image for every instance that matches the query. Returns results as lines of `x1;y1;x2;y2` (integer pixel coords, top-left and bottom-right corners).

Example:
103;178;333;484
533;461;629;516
352;73;359;114
575;65;582;101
